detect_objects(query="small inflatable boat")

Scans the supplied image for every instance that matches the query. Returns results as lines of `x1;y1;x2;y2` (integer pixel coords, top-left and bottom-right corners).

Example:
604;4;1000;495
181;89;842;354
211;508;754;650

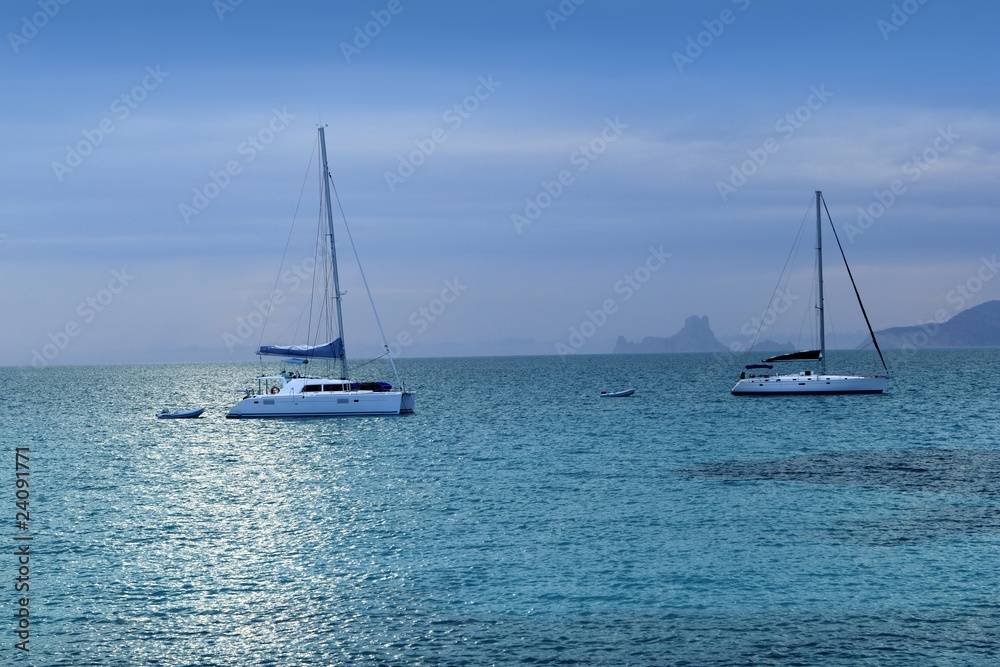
600;389;635;398
157;407;205;419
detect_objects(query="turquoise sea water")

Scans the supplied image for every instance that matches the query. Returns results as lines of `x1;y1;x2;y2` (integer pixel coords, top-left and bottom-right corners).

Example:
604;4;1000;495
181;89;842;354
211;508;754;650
3;349;1000;665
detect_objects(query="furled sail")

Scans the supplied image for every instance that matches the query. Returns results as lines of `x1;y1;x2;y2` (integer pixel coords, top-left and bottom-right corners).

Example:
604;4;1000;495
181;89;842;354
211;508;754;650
763;349;821;363
257;339;344;359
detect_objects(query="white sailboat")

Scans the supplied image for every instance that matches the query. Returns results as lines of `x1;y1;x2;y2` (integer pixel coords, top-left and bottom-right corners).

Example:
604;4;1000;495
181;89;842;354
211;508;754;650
731;191;888;396
227;127;415;418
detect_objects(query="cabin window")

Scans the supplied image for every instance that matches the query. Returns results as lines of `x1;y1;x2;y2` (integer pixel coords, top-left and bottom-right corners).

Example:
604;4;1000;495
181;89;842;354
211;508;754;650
324;384;342;392
337;398;348;404
303;384;322;392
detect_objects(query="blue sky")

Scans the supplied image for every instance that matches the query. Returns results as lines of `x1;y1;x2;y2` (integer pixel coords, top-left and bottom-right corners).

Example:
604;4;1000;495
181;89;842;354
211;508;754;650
3;0;999;365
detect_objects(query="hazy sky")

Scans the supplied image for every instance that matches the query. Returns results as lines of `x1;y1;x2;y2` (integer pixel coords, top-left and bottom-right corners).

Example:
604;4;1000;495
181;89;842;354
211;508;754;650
4;0;999;366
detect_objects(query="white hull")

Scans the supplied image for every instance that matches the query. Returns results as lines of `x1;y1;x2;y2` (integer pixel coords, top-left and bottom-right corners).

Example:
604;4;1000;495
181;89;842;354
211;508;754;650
227;390;415;418
732;373;887;395
400;391;416;413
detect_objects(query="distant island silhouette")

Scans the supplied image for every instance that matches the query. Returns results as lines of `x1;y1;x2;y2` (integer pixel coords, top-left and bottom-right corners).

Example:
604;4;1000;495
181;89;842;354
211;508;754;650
613;315;792;354
614;301;1000;354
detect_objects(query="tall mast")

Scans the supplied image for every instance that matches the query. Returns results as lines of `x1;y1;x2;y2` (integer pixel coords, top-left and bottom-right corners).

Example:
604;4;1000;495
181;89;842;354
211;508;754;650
319;126;349;380
816;190;826;373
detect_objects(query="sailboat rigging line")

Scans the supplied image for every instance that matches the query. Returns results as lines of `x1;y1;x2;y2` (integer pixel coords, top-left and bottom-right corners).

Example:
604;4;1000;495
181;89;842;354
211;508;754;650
824;297;839;352
325;152;405;390
745;198;811;359
257;136;320;352
352;351;390;370
821;195;889;373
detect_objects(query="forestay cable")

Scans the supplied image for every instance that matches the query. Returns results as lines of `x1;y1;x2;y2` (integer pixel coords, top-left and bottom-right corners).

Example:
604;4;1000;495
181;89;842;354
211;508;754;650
821;196;888;372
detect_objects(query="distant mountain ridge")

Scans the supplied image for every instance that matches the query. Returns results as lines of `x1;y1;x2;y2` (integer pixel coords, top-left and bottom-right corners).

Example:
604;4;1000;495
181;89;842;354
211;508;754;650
875;300;1000;348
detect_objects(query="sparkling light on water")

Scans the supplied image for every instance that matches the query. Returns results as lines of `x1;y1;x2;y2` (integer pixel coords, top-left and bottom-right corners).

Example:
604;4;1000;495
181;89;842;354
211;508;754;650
3;351;1000;664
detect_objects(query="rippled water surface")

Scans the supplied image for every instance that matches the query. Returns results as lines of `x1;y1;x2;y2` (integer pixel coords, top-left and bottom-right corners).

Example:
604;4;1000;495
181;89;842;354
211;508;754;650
4;349;1000;665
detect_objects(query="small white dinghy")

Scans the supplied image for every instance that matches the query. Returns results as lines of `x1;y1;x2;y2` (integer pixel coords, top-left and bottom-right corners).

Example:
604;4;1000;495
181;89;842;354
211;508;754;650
600;389;635;398
157;407;205;419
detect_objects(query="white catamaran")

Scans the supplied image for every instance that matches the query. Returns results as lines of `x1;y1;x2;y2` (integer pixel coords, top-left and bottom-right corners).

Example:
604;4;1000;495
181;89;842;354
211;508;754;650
227;127;415;418
731;191;888;396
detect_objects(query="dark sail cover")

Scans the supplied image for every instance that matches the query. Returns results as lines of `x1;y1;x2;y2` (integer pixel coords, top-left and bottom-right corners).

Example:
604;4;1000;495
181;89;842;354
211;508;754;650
763;349;821;363
257;339;344;359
